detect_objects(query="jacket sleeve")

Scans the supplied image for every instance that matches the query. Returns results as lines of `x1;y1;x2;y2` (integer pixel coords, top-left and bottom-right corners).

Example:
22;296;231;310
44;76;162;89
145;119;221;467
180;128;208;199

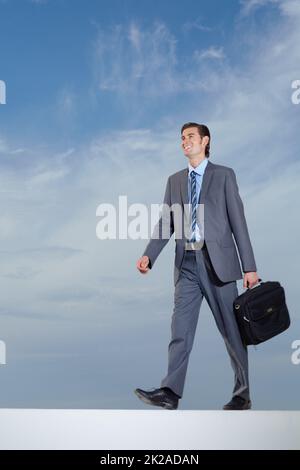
142;176;174;269
225;168;257;273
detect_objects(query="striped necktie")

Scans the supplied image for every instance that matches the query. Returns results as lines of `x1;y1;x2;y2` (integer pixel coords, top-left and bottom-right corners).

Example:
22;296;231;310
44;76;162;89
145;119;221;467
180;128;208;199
190;170;197;242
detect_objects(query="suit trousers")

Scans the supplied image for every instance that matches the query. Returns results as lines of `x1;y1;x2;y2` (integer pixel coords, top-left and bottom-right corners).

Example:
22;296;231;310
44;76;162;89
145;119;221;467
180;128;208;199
160;245;250;400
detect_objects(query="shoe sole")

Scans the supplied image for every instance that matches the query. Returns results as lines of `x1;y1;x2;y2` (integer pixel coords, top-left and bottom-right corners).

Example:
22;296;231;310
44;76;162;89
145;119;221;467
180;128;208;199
223;407;251;410
223;402;252;410
134;390;178;410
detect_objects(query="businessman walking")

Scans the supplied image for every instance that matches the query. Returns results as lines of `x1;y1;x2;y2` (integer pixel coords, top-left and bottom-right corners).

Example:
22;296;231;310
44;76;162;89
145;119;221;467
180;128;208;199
135;122;259;410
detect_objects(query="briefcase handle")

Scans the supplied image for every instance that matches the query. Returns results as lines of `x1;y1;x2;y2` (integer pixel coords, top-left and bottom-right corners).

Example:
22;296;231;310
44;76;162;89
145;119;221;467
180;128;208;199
247;278;262;290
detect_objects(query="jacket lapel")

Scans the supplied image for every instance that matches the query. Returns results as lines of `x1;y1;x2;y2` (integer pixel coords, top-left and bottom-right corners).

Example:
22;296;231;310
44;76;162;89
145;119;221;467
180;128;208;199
199;160;214;203
180;168;189;206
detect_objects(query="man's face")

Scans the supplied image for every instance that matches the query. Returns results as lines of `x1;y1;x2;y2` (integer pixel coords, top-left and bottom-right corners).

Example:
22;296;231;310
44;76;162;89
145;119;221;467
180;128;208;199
181;127;207;158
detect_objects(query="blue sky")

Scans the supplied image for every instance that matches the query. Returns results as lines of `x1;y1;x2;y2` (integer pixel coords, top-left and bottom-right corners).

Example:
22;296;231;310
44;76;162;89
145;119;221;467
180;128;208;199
0;0;299;409
0;0;281;144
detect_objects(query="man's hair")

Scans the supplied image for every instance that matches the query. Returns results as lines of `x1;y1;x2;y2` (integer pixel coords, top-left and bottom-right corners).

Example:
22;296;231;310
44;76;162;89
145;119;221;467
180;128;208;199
181;122;211;157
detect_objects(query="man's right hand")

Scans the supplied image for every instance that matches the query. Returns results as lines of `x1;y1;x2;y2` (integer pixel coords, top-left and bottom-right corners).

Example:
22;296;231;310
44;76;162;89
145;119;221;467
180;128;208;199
136;256;150;274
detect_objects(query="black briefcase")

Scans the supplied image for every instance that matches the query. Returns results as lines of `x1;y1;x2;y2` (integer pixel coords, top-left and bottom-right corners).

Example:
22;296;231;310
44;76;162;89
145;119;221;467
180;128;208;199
233;279;290;346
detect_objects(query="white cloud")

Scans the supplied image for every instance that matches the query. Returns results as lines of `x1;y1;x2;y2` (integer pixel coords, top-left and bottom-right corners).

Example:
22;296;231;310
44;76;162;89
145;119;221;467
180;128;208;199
0;136;28;155
92;20;229;98
240;0;300;18
279;0;300;17
182;16;212;33
93;21;179;95
56;88;76;122
194;46;225;61
128;22;142;51
239;0;279;16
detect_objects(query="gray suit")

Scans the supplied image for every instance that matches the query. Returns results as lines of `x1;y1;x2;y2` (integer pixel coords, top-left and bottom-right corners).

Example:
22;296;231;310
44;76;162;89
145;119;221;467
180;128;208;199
142;160;257;401
143;160;257;285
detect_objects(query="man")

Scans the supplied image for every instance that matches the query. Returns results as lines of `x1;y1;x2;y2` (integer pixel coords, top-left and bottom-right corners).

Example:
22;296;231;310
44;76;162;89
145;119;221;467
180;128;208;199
134;122;259;410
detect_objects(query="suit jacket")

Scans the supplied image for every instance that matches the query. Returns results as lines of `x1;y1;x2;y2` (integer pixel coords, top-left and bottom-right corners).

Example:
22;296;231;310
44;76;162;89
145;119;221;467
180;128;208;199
143;160;257;285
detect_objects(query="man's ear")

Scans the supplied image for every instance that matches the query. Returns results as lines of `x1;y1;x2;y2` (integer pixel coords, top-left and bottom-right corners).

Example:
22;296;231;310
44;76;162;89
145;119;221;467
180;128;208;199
203;136;209;148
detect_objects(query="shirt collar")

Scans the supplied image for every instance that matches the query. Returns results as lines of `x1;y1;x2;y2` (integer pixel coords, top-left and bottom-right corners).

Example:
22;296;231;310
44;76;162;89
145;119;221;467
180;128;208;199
188;157;208;176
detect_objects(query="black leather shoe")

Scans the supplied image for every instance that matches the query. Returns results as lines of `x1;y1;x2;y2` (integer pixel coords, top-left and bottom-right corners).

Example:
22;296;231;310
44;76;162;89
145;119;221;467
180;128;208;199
223;396;252;410
134;387;179;410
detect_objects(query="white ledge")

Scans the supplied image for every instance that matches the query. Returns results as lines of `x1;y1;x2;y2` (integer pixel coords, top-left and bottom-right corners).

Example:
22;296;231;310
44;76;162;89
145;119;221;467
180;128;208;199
0;409;299;450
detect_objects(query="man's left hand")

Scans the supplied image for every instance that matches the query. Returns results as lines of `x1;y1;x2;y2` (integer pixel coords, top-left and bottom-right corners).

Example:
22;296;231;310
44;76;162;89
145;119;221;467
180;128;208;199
243;272;260;289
